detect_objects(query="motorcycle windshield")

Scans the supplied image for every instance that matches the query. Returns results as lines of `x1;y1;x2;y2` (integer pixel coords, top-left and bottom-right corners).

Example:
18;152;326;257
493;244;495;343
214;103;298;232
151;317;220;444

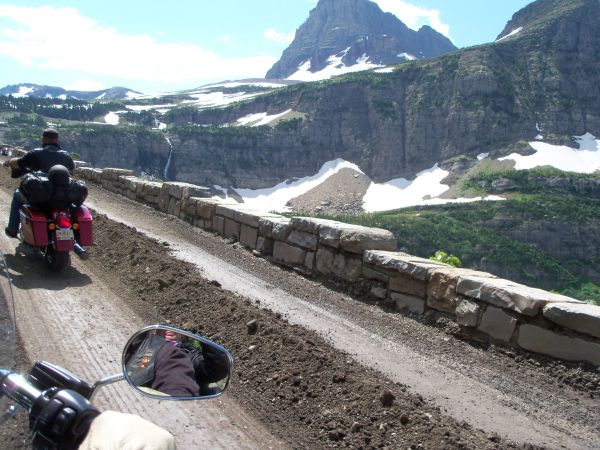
0;250;16;417
0;250;15;368
0;251;17;424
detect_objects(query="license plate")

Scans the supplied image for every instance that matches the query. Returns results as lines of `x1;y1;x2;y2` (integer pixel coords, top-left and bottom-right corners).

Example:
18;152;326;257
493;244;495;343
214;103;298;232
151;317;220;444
56;228;74;241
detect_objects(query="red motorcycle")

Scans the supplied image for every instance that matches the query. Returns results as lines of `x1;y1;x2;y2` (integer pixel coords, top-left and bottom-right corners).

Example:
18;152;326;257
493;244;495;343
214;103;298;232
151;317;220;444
18;165;93;271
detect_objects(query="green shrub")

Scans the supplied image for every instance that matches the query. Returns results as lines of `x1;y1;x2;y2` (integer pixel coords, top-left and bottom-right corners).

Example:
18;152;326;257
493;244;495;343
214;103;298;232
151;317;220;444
429;250;462;268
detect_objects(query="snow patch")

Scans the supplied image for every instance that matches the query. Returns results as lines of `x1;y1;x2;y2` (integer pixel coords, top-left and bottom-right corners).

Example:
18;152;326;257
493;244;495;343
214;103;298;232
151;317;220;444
126;104;176;112
496;27;523;42
225;159;504;214
13;86;34;98
232;159;364;212
363;165;448;212
374;67;395;74
397;52;417;61
363;164;504;212
104;112;120;125
125;91;144;99
204;81;287;89
181;91;264;109
288;48;382;81
477;153;489;160
356;53;370;65
236;109;292;127
96;92;107;100
499;133;600;173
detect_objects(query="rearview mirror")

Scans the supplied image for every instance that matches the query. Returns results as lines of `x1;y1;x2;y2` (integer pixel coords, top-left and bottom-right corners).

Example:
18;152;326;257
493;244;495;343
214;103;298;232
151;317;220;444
122;325;233;400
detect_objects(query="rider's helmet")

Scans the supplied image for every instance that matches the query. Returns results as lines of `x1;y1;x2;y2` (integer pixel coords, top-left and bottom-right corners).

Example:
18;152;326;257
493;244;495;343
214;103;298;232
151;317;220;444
42;128;59;139
48;165;70;185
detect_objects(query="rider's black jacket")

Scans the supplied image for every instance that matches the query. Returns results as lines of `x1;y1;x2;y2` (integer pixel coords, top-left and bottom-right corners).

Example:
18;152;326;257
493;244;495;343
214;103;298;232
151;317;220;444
126;334;200;397
17;144;75;173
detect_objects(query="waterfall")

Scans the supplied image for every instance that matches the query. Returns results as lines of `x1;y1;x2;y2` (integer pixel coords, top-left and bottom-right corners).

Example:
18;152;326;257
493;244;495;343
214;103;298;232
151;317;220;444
163;134;174;181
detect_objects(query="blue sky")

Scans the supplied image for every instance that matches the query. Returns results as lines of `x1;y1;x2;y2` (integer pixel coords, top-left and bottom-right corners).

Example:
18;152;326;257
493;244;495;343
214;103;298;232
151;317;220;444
0;0;532;94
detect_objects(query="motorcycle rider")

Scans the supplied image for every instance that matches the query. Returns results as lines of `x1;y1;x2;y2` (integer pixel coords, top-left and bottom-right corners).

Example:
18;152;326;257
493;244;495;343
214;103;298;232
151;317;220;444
79;410;176;449
27;386;177;449
125;330;201;397
4;128;75;238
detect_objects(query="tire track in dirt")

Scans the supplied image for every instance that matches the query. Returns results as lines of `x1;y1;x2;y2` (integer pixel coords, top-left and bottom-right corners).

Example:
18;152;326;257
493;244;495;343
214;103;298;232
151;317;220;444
0;188;283;450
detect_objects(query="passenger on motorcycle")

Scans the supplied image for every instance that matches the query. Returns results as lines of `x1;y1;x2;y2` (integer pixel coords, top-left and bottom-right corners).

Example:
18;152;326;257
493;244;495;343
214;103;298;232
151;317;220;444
125;330;201;397
4;128;75;238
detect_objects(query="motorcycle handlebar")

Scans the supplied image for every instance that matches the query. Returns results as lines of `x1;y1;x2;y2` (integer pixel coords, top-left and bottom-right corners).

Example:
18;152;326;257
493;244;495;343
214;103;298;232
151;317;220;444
0;369;43;411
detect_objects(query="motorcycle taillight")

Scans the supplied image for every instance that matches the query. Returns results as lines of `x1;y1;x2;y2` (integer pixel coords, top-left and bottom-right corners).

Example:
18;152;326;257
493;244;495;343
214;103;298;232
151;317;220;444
57;215;71;228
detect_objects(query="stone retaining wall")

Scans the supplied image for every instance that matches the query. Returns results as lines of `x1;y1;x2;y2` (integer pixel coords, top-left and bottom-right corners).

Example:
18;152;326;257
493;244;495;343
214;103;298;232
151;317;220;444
75;166;600;367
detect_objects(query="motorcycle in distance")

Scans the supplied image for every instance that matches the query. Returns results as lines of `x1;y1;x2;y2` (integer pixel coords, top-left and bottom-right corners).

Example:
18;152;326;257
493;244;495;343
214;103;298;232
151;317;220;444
0;253;234;449
12;164;93;271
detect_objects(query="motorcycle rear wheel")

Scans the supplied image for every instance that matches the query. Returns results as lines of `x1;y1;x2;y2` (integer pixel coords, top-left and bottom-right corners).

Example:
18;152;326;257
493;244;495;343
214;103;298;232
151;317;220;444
44;247;70;272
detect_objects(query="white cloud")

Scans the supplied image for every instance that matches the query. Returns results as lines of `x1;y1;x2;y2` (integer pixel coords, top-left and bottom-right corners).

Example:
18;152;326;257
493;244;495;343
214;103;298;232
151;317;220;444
371;0;451;39
0;5;277;85
221;35;233;43
264;28;294;45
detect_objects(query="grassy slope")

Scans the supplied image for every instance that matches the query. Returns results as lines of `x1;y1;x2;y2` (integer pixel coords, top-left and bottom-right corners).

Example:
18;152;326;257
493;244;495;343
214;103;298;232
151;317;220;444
329;167;600;305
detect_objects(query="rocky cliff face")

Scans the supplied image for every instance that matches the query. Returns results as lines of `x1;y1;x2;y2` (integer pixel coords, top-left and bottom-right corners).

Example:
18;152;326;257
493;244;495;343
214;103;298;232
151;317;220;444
54;0;600;191
151;0;599;189
56;128;171;177
266;0;456;79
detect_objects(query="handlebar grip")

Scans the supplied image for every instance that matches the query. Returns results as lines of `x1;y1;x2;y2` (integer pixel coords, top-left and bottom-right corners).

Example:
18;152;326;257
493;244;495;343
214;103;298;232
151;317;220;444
0;371;43;411
29;389;100;449
29;361;94;400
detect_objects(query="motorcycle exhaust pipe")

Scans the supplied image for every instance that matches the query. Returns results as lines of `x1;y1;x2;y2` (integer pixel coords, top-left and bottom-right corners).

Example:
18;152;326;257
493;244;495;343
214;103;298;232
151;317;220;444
73;243;89;260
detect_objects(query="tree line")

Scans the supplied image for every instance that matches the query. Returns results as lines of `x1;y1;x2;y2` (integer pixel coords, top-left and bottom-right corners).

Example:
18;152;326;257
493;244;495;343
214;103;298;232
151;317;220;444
0;96;123;122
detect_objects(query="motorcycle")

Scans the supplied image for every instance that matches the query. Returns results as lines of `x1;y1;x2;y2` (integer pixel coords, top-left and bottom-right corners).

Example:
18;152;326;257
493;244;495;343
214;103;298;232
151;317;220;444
14;165;93;271
0;252;234;449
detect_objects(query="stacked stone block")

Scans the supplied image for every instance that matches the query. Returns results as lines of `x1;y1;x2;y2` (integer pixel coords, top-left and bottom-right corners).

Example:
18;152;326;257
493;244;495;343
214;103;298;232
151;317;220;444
361;251;600;365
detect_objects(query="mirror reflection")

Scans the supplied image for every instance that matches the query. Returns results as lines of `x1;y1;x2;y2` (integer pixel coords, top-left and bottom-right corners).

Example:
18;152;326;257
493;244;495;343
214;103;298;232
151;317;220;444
123;326;232;399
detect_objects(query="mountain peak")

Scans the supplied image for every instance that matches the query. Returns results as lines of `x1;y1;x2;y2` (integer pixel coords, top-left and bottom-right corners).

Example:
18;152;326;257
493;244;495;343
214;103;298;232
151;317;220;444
0;83;142;100
266;0;456;80
496;0;589;40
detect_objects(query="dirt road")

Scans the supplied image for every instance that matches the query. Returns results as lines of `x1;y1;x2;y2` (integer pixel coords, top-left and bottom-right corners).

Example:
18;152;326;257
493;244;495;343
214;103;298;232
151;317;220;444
0;187;282;449
1;170;599;449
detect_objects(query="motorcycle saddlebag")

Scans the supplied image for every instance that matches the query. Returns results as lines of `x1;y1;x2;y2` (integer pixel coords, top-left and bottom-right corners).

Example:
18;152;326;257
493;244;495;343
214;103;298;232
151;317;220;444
74;206;93;246
19;206;48;247
67;180;88;207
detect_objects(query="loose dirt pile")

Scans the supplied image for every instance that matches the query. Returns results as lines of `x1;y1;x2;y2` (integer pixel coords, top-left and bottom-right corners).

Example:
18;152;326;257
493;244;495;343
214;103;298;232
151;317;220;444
86;213;530;449
287;168;369;215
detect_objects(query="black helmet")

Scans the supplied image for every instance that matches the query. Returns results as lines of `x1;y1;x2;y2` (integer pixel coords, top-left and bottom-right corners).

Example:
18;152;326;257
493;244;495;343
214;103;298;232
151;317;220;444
42;128;59;139
48;165;70;185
